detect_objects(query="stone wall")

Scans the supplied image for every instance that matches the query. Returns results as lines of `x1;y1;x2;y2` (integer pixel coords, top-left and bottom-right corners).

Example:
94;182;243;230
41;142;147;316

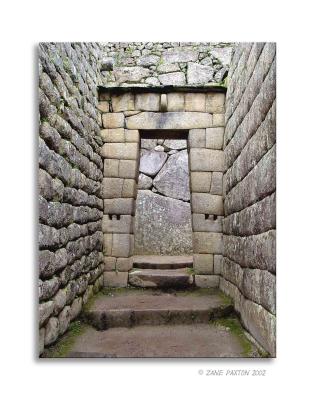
99;90;225;288
101;42;234;87
38;43;104;355
220;43;276;356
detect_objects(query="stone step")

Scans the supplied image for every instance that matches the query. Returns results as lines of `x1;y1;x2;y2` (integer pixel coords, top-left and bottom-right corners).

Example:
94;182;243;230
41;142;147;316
65;322;260;358
83;288;233;330
132;255;193;270
129;268;194;288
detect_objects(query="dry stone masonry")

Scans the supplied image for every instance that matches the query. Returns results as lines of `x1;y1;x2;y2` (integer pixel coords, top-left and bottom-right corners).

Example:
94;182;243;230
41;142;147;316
220;42;276;356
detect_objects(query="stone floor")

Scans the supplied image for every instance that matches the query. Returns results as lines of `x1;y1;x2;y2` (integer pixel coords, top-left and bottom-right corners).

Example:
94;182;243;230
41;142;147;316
43;288;262;358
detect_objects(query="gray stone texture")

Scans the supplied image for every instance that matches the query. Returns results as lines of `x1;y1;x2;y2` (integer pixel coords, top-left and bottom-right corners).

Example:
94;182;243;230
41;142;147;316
139;150;167;177
222;42;276;356
134;190;193;255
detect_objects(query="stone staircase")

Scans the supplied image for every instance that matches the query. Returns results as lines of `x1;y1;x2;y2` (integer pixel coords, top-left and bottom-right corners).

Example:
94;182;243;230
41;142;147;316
47;256;262;357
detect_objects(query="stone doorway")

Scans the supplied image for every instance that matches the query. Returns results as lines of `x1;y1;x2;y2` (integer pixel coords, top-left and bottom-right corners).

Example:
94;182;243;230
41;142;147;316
134;130;193;256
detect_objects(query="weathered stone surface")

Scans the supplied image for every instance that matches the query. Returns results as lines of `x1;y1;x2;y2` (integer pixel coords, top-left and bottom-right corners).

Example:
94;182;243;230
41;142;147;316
190;172;211;193
112;234;131;258
103;271;128;287
126;112;212;130
141;138;158;150
58;306;71;335
129;269;193;288
153;150;190;201
138;173;153;189
139;150;167;177
137;55;160;67
101;143;139;160
135;93;160;111
192;214;223;233
185;93;206;112
192;193;223;215
193;232;223;254
158;72;186;85
116;257;133;272
112;93;135;112
190;148;224;172
100;128;125;143
97;101;109;113
193;254;214;274
163;139;187;150
102;177;124;199
187;63;215;84
104;198;134;215
210;172;223;195
44;317;60;346
133;255;193;270
162;49;198;63
102;215;133;234
114;67;150;83
104;159;119;177
205;93;225;114
157;63;180;73
134;190;193;255
188;129;206;148
102;113;124;128
195;275;219;288
39;328;45;355
122;179;136;198
214;254;223;275
211;47;233;66
206;127;224;149
39;301;54;326
213;114;225;127
70;297;83;321
119;160;138;179
167;93;185;111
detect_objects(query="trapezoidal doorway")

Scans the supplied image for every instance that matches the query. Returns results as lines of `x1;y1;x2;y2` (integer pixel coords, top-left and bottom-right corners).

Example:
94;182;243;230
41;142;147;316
134;130;193;256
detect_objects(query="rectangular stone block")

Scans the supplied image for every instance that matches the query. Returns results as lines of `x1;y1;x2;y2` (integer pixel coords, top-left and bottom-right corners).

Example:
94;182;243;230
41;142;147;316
195;275;220;288
205;93;225;113
104;256;116;271
101;143;139;160
104;198;135;215
112;93;135;112
210;172;223;195
122;179;137;198
126;112;212;130
189;148;224;172
190;172;211;193
102;215;133;233
112;234;131;257
191;193;223;215
104;159;119;177
167;93;185;111
97;101;109;113
185;93;206;112
116;257;133;272
100;128;125;143
135;93;160;111
212;113;225;127
103;271;128;288
103;233;113;256
192;214;223;233
102;178;123;199
193;254;214;274
206;127;224;149
214;254;223;275
188;129;206;148
102;112;125;128
193;232;223;254
125;129;140;143
119;160;138;179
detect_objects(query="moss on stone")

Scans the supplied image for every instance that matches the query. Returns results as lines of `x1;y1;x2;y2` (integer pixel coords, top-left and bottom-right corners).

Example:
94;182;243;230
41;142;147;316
42;321;87;358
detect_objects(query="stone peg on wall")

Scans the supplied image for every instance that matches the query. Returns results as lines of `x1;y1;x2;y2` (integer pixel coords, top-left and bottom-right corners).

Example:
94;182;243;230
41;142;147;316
160;94;167;112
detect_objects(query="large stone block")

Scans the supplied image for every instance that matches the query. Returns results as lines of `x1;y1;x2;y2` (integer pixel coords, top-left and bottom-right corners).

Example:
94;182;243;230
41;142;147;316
193;232;223;254
162;49;198;63
116;257;133;272
112;234;131;257
210;172;223;195
214;254;223;275
103;271;128;287
192;214;223;233
134;190;193;255
104;198;135;215
189;148;224;172
100;128;125;143
97;101;109;113
167;93;185;111
113;67;150;83
135;93;160;111
102;178;124;199
102;215;133;233
158;72;186;85
206;127;224;149
102;113;125;128
213;114;225;127
112;93;135;112
138;173;153;189
101;143;139;160
119;160;138;179
122;179;137;198
139;149;167;176
188;129;206;148
104;159;119;177
125;129;139;143
185;93;206;112
195;275;220;288
193;254;214;274
187;63;215;85
191;193;223;215
44;317;59;346
104;256;116;271
205;93;225;113
190;172;211;193
126;112;213;130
